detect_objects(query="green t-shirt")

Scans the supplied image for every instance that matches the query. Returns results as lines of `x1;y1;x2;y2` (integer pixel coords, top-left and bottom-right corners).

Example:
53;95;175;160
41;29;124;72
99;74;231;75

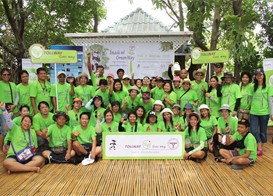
33;112;55;131
184;127;207;147
122;83;131;93
0;81;17;114
151;86;165;101
95;88;110;107
179;89;198;111
30;80;53;112
72;125;96;144
122;96;140;114
158;121;175;132
17;83;34;116
74;85;95;105
67;109;85;130
50;82;72;112
101;122;119;132
206;88;221;118
173;87;183;99
250;85;273;115
221;83;242;112
173;115;185;129
89;107;106;127
164;91;177;109
139;98;155;113
191;80;208;105
217;116;238;135
111;90;128;103
6;125;38;157
13;116;22;126
232;132;257;160
122;122;143;132
239;83;253;110
113;112;122;123
200;116;218;139
142;123;159;132
47;123;71;148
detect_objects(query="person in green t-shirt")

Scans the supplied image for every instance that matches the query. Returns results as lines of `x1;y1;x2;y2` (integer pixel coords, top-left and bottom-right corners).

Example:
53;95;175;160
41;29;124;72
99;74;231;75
212;63;224;84
142;111;159;132
250;68;273;156
42;112;75;162
184;112;207;162
122;74;132;92
182;103;194;129
33;101;55;150
158;108;177;132
17;70;34;116
135;106;146;125
51;71;74;113
30;67;53;114
95;79;110;108
172;104;184;131
119;111;143;132
163;81;177;109
72;112;101;160
205;76;222;118
88;95;106;127
172;76;183;99
219;119;257;170
151;77;165;101
191;69;208;106
178;78;198;112
1;102;44;174
140;76;151;94
139;92;155;113
238;71;253;120
110;101;122;123
121;86;140;114
151;100;165;123
110;79;128;104
67;97;86;130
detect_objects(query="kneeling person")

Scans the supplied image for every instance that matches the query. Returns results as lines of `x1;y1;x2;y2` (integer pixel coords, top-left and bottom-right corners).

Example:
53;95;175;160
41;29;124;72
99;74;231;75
219;119;257;170
72;112;102;165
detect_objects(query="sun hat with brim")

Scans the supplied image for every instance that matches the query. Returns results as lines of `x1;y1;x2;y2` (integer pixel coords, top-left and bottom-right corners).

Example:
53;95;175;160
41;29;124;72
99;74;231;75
129;85;139;93
67;73;74;78
188;112;201;122
173;76;181;82
255;68;264;75
107;73;114;79
73;98;82;103
160;108;174;118
57;71;66;77
122;74;130;79
182;78;191;85
198;104;210;112
218;104;231;112
221;72;235;81
193;69;206;78
184;103;193;110
78;72;89;79
153;100;165;108
53;111;69;122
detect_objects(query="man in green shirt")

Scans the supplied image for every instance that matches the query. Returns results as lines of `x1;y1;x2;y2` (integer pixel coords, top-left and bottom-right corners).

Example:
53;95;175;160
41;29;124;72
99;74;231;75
213;63;224;84
30;67;53;114
151;77;165;101
219;119;257;170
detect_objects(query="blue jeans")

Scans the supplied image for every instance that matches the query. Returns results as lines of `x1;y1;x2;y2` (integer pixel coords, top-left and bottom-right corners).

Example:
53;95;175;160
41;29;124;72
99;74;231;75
250;114;269;143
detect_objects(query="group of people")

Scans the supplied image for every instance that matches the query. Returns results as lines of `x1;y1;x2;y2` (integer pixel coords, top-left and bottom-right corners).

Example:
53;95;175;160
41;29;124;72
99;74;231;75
0;58;272;173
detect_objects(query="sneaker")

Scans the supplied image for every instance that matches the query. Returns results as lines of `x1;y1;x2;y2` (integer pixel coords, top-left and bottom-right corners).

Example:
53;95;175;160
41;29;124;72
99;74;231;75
257;150;263;156
231;164;246;170
82;158;95;166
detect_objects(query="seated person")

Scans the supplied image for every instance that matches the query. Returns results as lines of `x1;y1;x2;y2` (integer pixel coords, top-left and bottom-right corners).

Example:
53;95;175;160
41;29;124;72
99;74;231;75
1;102;44;174
219;119;257;170
72;112;102;165
42;112;75;163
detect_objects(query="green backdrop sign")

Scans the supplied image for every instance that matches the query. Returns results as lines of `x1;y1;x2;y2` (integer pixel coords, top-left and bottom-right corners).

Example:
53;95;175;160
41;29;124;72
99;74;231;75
191;47;229;64
29;44;77;63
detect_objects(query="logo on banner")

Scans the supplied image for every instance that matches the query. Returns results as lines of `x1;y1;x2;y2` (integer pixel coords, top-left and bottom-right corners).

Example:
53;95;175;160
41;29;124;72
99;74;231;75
168;138;179;150
142;140;151;149
109;140;117;150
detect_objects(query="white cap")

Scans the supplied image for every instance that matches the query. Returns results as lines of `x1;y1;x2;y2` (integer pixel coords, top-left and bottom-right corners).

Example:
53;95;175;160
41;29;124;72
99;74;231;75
198;104;210;112
57;71;66;77
123;74;130;79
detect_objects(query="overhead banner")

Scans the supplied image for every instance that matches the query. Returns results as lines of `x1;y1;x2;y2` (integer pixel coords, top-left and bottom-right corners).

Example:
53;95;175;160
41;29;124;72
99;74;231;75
86;42;174;79
191;47;229;64
102;132;185;160
263;58;273;87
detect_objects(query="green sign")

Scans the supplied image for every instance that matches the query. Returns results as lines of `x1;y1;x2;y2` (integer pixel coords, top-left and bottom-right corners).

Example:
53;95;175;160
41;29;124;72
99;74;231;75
29;44;77;63
191;47;229;64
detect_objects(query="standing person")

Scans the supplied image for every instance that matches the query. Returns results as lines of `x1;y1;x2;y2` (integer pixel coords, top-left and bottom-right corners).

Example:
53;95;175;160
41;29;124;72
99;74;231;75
151;77;165;101
191;69;208;106
110;101;122;123
30;67;53;114
141;76;151;93
139;92;154;113
117;68;125;81
219;119;257;170
213;63;224;84
143;111;159;132
122;74;132;92
119;111;143;132
110;79;128;104
205;76;222;118
17;70;34;116
152;100;165;122
250;68;273;156
238;71;252;120
74;72;95;106
51;71;74;112
135;106;146;125
72;112;101;165
95;79;110;107
89;95;106;127
0;68;18;155
121;86;140;114
1;103;45;174
67;98;86;130
172;104;184;131
163;81;177;109
178;79;198;111
183;112;207;162
221;72;242;116
172;76;182;99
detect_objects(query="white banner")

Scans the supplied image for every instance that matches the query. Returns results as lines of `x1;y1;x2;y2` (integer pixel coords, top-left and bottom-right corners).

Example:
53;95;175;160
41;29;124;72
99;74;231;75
102;132;184;159
86;42;174;79
22;59;42;82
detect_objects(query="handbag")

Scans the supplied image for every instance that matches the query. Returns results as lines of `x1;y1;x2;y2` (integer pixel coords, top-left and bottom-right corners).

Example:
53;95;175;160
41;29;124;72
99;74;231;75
11;130;36;163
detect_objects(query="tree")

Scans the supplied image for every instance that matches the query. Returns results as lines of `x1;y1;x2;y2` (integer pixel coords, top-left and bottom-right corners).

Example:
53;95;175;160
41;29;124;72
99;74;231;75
0;0;106;82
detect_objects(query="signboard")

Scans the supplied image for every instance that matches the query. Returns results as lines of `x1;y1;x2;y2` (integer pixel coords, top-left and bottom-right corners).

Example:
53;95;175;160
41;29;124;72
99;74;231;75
86;42;174;79
263;58;273;126
103;132;185;160
191;47;229;64
22;59;42;82
29;44;78;64
49;45;84;84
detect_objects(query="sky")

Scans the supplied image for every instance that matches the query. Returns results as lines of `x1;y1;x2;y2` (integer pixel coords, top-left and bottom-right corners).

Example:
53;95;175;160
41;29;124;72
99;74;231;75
99;0;176;31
